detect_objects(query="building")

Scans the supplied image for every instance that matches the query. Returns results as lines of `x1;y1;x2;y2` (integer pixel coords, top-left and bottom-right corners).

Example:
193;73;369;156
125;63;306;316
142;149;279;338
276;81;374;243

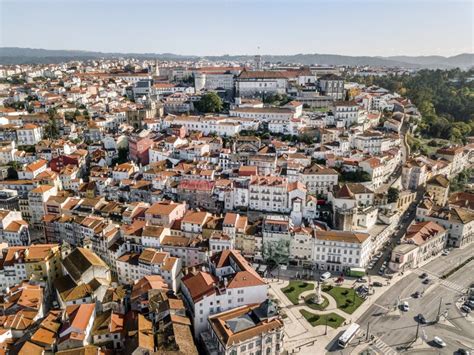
0;209;30;246
389;221;447;272
181;250;268;336
0;244;62;292
201;300;284;355
57;303;96;351
436;146;465;176
236;70;288;98
426;174;449;206
116;249;181;292
318;74;344;100
16;124;43;146
312;230;372;272
299;164;339;196
328;183;376;231
416;205;473;248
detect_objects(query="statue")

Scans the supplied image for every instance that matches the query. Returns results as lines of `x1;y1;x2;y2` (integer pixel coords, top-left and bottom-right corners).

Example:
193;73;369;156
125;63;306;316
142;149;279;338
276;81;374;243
313;280;324;305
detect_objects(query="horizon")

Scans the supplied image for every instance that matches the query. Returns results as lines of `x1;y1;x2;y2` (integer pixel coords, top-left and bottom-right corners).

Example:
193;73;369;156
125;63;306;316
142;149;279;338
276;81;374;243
1;46;473;58
1;0;473;57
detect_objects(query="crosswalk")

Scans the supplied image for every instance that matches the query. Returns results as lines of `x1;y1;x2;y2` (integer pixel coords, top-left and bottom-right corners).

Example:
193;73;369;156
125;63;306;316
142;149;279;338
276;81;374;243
370;337;398;355
412;269;466;294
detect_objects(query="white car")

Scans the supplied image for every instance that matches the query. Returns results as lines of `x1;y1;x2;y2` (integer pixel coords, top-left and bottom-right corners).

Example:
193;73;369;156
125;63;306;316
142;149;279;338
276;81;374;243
401;301;409;311
433;336;446;347
441;250;449;256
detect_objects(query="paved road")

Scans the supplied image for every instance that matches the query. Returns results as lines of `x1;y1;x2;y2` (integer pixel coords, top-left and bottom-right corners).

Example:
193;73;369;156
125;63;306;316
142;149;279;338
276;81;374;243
327;248;474;354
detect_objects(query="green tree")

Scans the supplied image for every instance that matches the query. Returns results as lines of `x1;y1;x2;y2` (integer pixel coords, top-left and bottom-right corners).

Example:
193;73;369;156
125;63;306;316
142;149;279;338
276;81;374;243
387;187;400;203
195;92;223;113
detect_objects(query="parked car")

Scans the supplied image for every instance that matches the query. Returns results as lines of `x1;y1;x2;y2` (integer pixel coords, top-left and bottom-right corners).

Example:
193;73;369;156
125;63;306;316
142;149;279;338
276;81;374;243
401;301;409;311
457;348;470;355
413;291;421;298
372;281;383;287
461;305;471;313
441;250;450;256
423;278;430;284
433;336;446;347
420;272;428;279
417;313;427;324
356;277;367;283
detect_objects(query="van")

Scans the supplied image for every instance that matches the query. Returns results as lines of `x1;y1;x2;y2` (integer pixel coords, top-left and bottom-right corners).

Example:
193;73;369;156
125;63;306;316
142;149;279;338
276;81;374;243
320;272;331;281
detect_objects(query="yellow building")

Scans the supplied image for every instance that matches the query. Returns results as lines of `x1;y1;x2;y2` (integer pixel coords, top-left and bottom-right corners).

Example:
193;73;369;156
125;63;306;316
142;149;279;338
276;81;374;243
426;174;450;206
24;244;63;290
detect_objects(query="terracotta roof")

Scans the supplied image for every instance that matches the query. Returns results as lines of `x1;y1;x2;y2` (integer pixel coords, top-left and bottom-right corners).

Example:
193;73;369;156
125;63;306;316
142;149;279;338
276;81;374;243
316;230;370;244
405;221;446;246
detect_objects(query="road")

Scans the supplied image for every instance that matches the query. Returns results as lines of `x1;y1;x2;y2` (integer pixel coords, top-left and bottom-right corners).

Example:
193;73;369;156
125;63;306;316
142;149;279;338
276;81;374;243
327;247;474;354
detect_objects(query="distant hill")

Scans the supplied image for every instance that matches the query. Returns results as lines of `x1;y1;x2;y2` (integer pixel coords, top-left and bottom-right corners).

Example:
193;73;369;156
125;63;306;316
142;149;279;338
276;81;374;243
0;47;472;69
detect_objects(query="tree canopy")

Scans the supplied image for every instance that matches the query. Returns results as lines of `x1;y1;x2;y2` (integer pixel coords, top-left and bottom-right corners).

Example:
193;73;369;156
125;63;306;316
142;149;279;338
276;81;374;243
349;69;474;143
194;92;223;113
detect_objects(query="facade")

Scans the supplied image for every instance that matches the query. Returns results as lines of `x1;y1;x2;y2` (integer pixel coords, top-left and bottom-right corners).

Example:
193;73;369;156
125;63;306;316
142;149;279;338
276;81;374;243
318;74;344;100
312;230;372;272
389;221;447;271
202;301;284;355
236;70;288;98
425;174;449;206
181;250;268;336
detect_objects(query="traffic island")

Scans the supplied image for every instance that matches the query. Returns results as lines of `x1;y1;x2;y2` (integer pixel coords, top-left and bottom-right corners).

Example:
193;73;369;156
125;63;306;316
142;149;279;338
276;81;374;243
322;285;365;314
304;294;329;311
281;281;314;305
299;309;345;329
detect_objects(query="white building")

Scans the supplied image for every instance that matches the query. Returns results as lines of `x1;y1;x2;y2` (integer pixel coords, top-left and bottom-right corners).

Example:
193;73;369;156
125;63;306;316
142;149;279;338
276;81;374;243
16;124;43;146
181;250;268;336
312;230;372;272
236;70;288;97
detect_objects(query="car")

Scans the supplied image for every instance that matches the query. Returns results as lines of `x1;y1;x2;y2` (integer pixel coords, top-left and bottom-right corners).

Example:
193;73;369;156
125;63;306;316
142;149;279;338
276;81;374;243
320;271;331;281
417;313;427;324
356;277;367;283
441;250;449;256
433;336;446;347
401;301;409;311
413;291;421;298
420;272;428;279
372;281;383;287
422;278;430;284
457;349;471;355
464;302;474;310
461;305;471;313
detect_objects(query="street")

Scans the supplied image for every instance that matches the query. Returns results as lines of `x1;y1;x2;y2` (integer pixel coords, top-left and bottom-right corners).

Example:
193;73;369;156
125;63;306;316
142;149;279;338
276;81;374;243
327;246;474;354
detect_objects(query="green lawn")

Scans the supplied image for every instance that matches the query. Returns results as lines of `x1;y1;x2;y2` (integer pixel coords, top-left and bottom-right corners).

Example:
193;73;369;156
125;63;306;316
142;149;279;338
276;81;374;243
299;309;345;329
304;294;329;311
281;281;314;305
322;285;364;314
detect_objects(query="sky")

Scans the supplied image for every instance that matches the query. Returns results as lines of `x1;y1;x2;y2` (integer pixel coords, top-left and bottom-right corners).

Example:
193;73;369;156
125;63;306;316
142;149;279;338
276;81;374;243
0;0;473;57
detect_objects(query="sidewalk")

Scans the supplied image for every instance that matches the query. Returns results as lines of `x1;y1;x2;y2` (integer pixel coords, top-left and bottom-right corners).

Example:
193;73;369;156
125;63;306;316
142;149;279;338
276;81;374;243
267;269;414;353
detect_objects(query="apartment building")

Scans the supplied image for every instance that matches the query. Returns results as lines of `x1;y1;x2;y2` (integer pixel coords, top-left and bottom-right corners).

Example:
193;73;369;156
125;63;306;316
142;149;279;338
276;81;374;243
181;250;268;336
312;230;372;272
202;301;284;355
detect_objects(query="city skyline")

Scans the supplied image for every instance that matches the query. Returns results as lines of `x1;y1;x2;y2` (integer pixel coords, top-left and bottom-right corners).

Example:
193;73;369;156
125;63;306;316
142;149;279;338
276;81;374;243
1;0;473;57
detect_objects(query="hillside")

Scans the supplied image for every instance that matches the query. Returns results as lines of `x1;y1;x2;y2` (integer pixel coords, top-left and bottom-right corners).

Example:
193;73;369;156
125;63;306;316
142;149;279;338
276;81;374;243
0;47;473;69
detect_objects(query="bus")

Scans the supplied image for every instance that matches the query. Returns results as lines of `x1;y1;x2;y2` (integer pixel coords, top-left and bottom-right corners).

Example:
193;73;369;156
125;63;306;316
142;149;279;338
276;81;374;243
338;323;360;348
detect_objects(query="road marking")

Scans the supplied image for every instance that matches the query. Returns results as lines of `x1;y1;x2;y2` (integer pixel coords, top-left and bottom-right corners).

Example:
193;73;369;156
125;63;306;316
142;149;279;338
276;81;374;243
412;269;466;294
370;337;398;355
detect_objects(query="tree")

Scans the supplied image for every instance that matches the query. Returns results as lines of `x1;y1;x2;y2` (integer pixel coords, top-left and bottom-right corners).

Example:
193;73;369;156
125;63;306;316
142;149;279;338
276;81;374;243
195;92;223;113
387;187;400;203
